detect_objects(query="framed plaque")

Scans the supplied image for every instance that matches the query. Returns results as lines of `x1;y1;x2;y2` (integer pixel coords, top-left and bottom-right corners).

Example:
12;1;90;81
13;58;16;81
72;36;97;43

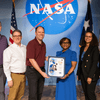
47;56;65;77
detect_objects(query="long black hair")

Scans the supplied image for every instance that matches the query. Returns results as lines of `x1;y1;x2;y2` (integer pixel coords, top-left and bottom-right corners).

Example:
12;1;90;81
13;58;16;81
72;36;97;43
81;31;98;46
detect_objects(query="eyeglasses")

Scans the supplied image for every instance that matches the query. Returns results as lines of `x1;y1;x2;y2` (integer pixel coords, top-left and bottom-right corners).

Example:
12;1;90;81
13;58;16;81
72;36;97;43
85;36;92;38
13;35;21;37
62;42;69;44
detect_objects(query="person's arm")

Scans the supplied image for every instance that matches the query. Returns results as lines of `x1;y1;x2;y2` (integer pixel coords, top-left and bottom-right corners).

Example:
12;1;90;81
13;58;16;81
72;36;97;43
87;46;99;84
77;61;81;81
61;61;77;79
3;48;13;87
61;51;77;79
45;56;48;61
27;41;49;78
88;47;99;78
29;59;49;78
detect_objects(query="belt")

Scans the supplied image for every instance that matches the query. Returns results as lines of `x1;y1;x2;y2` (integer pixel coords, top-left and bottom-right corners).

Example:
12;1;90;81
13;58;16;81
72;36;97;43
11;72;25;75
40;67;45;70
0;64;3;68
29;66;44;70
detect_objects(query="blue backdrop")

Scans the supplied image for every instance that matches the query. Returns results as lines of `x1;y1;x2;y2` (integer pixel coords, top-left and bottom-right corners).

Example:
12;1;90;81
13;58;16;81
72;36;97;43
0;0;100;85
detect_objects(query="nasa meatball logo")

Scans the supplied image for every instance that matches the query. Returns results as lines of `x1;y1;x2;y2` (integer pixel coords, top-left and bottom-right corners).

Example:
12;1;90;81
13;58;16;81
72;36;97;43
25;0;78;34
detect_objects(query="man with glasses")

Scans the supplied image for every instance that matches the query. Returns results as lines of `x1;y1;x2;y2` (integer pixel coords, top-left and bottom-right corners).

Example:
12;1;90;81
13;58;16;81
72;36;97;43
0;21;8;100
3;30;26;100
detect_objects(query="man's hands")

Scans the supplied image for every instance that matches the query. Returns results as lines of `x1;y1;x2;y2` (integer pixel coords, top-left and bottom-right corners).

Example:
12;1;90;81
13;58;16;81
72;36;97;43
45;56;50;61
29;58;49;79
41;72;49;78
87;77;92;84
45;56;48;61
8;80;13;88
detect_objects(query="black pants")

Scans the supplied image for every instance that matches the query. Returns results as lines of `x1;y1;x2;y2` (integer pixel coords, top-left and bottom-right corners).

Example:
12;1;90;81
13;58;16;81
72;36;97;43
0;67;6;100
81;75;97;100
26;66;45;100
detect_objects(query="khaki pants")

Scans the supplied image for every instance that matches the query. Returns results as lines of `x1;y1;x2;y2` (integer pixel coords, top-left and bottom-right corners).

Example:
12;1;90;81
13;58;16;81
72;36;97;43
8;73;26;100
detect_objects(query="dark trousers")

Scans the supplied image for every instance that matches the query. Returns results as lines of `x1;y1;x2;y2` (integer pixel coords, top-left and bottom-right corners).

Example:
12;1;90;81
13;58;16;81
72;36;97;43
26;66;45;100
81;75;97;100
0;67;6;100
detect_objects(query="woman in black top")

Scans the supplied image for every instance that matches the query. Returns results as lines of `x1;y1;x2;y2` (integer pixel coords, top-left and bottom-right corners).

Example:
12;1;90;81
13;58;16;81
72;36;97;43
77;31;99;100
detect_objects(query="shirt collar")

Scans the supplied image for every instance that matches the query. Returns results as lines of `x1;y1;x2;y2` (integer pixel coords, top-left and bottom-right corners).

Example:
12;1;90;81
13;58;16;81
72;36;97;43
13;42;24;47
35;37;44;46
61;48;70;53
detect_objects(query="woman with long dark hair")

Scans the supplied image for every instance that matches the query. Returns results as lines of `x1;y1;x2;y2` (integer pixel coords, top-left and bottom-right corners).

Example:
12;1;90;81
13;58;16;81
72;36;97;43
77;31;99;100
55;37;77;100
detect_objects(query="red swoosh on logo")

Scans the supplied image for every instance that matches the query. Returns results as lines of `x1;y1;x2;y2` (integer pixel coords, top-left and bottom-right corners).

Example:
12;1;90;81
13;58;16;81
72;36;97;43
23;0;73;17
30;0;74;32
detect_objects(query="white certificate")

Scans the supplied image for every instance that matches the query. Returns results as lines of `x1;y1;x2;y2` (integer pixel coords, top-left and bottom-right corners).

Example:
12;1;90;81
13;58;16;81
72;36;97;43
47;56;65;77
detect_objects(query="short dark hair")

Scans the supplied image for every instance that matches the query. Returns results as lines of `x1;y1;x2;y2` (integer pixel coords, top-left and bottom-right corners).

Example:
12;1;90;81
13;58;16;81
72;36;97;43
59;37;71;47
81;31;98;46
35;26;45;32
12;30;22;36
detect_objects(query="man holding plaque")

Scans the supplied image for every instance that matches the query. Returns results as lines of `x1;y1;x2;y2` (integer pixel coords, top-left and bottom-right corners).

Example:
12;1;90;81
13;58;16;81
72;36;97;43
26;26;49;100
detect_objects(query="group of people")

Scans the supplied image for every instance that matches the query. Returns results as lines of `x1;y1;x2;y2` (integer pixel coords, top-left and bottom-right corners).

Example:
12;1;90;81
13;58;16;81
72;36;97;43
0;21;100;100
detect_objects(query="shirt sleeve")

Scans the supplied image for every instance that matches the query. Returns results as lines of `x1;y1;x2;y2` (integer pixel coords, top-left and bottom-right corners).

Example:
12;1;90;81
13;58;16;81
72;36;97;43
88;46;99;78
3;48;12;81
27;41;36;59
71;51;77;61
56;51;61;56
56;51;58;56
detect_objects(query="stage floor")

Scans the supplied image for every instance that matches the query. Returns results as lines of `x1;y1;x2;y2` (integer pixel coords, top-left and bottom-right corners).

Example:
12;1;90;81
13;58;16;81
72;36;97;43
5;86;100;100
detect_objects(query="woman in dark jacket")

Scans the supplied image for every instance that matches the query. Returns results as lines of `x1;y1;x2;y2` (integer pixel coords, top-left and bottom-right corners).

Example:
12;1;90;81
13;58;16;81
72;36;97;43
77;31;99;100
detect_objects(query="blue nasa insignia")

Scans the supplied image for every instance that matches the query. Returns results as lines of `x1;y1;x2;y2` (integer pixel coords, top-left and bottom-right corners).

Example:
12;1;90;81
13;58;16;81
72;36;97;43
26;0;78;34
